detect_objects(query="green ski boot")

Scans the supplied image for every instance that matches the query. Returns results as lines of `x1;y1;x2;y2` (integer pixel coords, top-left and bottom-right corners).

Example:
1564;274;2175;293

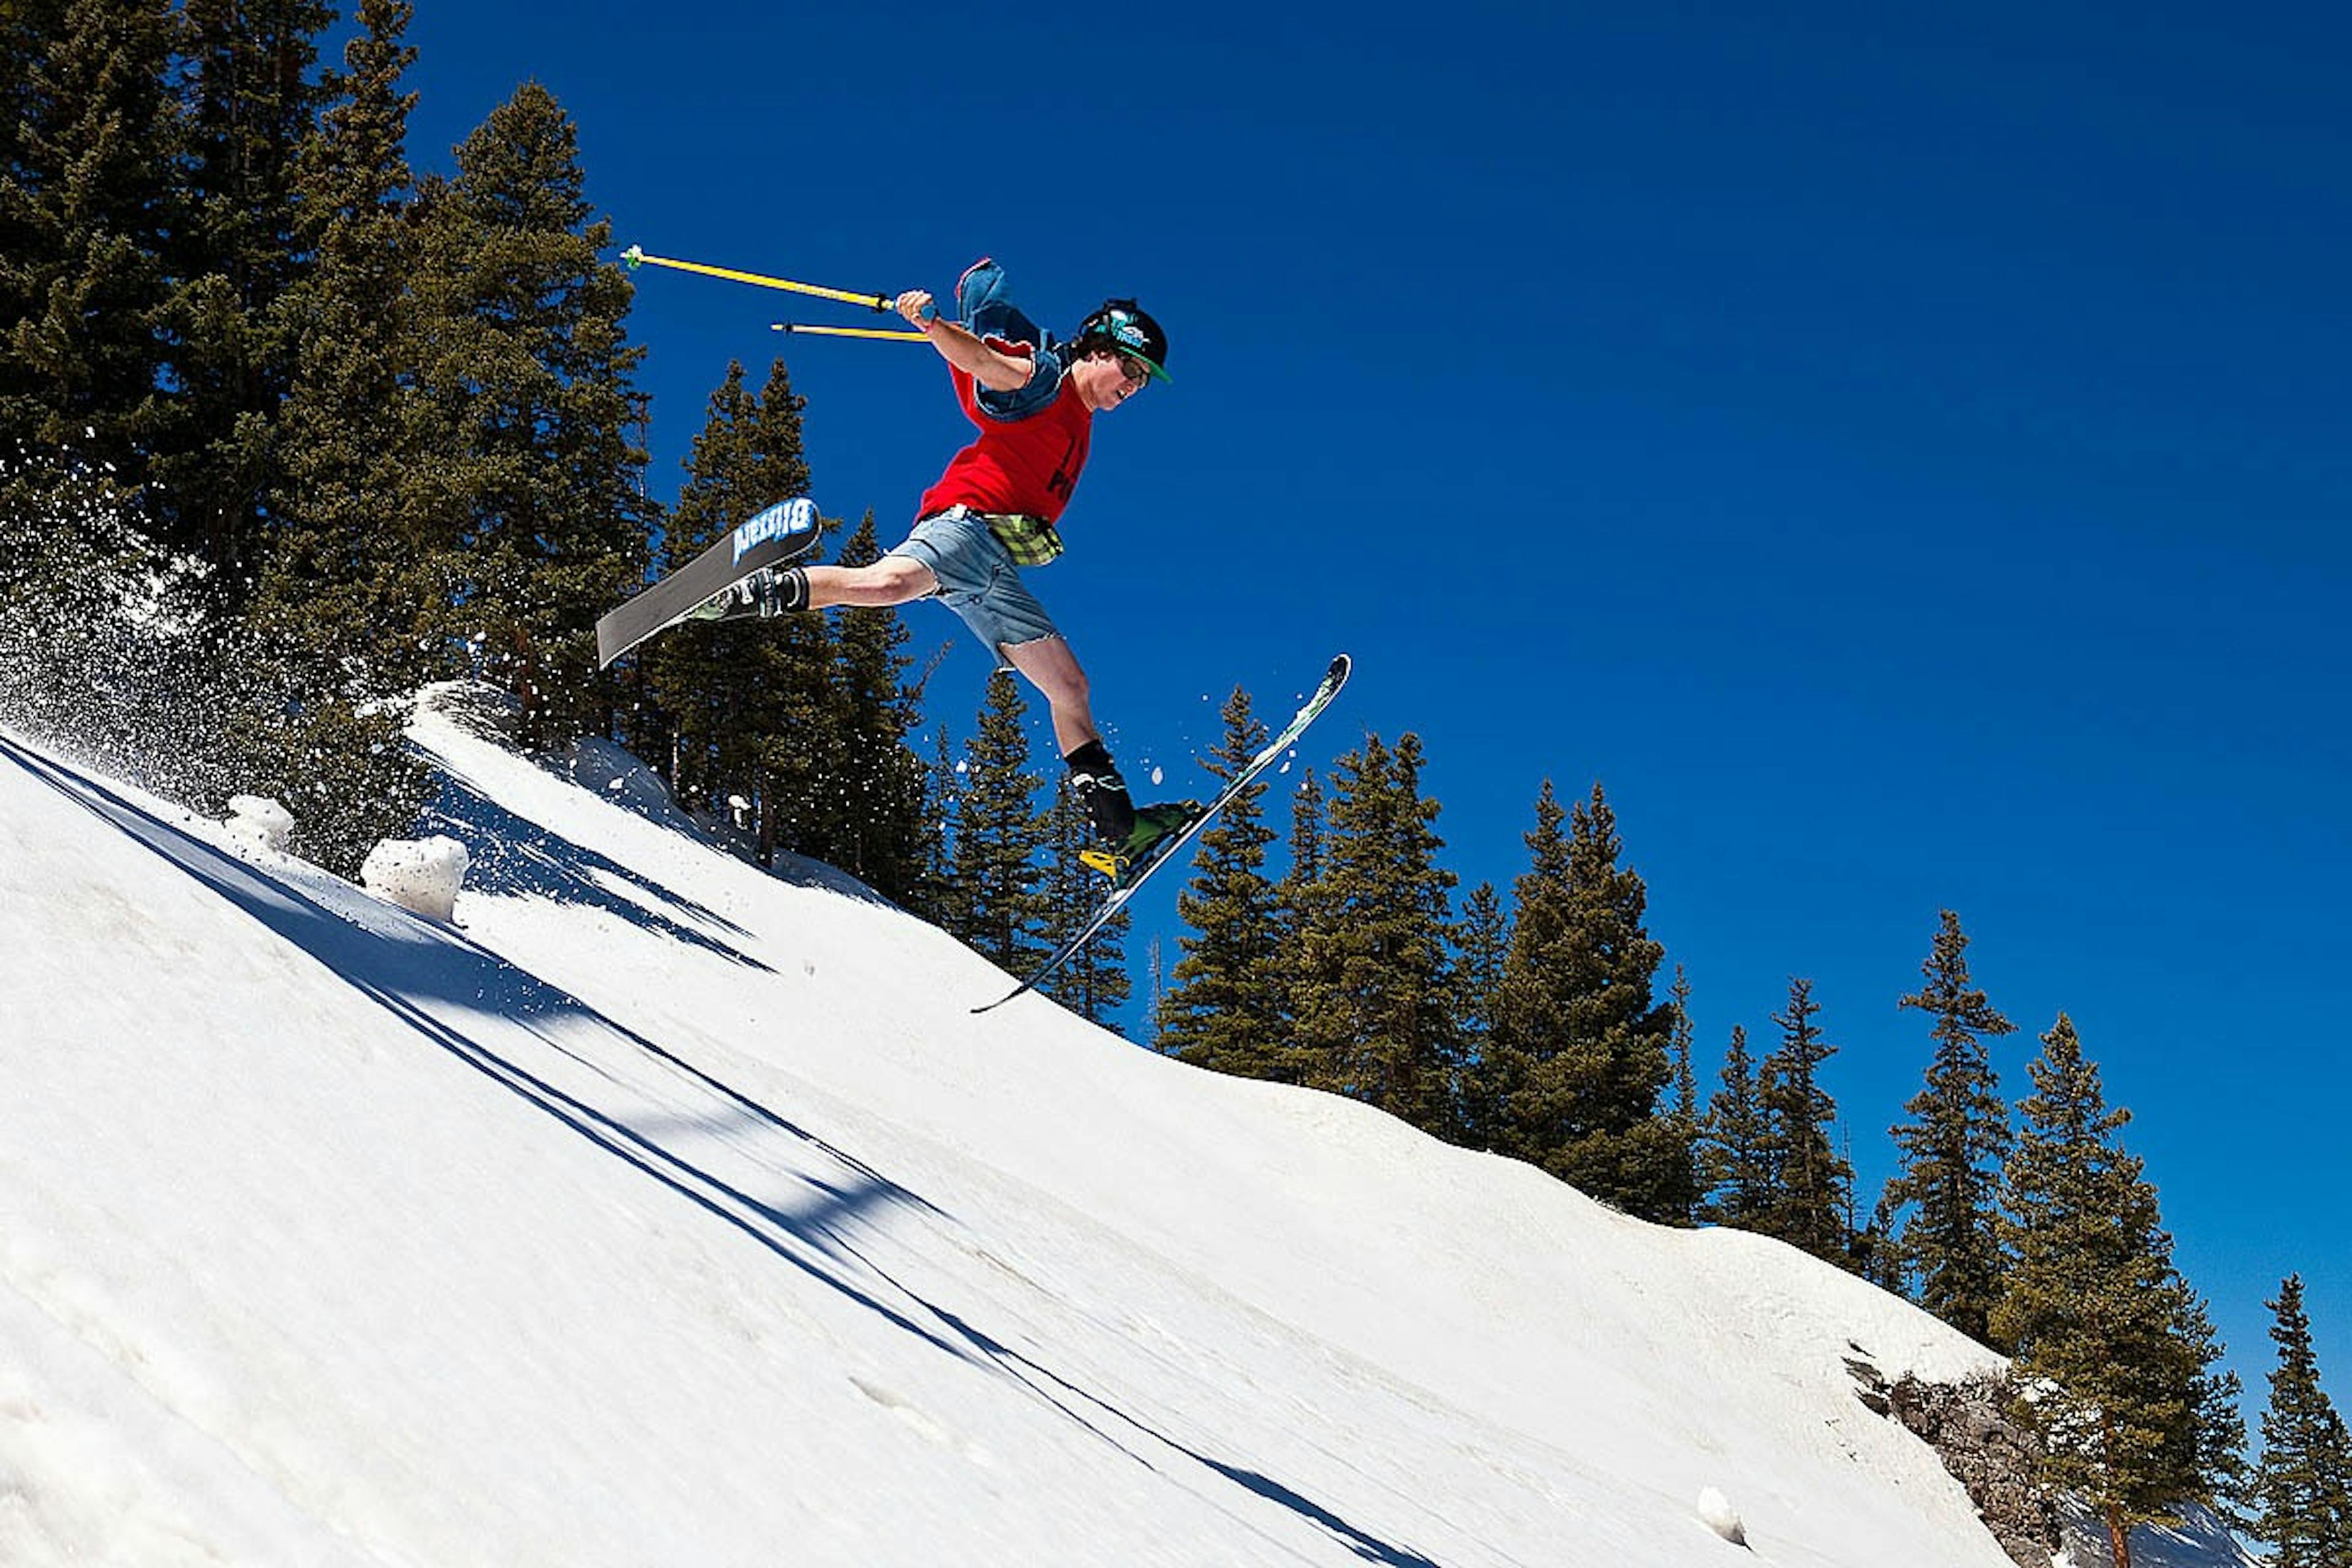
1080;801;1203;888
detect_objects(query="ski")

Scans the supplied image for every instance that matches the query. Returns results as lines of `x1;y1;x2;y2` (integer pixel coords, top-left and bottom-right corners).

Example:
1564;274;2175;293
973;654;1352;1016
596;497;823;668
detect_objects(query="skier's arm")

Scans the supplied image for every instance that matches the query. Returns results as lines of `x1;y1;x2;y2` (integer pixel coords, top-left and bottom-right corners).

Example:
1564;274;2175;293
896;289;1035;393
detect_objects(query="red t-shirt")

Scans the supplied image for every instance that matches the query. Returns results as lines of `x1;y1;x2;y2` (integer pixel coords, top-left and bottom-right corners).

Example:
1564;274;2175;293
918;345;1093;524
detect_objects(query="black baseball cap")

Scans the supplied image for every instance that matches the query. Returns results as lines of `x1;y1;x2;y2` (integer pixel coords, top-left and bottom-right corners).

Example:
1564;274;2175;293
1074;299;1170;383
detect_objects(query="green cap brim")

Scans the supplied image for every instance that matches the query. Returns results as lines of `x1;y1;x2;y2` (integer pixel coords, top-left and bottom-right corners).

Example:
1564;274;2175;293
1083;333;1170;383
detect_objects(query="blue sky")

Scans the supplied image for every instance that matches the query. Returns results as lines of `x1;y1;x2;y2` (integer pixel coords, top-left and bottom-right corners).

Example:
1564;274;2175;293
393;1;2350;1428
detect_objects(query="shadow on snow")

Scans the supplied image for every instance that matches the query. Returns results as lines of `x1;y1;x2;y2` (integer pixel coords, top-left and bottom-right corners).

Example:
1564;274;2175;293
7;733;1444;1568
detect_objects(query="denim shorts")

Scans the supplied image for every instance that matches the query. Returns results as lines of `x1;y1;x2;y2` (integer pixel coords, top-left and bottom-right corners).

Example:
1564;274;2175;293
889;507;1061;662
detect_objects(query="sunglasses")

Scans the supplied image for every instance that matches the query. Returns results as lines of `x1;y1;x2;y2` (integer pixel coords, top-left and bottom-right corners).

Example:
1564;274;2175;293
1104;350;1152;387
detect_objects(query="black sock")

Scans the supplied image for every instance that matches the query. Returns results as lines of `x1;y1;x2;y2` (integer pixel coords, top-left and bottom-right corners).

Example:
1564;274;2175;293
1064;741;1135;843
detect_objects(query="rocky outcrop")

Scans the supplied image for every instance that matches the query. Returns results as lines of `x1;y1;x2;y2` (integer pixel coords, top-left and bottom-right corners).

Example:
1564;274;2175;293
1847;1352;2060;1568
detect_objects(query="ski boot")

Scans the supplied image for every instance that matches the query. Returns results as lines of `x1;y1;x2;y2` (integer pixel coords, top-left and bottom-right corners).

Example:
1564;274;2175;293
683;565;808;624
1079;801;1204;888
1065;742;1196;886
1065;740;1136;837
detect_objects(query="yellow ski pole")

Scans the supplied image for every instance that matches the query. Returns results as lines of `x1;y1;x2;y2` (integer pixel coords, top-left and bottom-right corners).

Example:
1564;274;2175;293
621;243;897;312
771;322;929;342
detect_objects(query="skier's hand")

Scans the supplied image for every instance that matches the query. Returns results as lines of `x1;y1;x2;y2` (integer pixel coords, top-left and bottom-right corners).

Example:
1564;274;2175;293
905;292;1031;391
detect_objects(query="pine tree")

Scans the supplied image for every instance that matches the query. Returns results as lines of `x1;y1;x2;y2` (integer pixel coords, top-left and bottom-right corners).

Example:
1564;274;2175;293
151;0;336;576
0;1;62;160
1289;733;1461;1139
2256;1275;2352;1567
946;671;1046;971
1855;1186;1908;1295
1669;966;1698;1126
1145;935;1167;1030
1885;910;2016;1346
2182;1293;2252;1528
826;511;929;905
914;724;961;931
1275;767;1325;940
1992;1014;2234;1567
1251;766;1324;1085
1483;782;1691;1219
1668;964;1700;1224
1038;776;1128;1025
1758;976;1853;1265
644;360;826;855
1;0;180;486
1;0;66;383
1452;880;1509;1146
1698;1025;1772;1227
1159;687;1286;1077
227;0;431;876
261;0;422;678
404;83;651;744
2;2;419;871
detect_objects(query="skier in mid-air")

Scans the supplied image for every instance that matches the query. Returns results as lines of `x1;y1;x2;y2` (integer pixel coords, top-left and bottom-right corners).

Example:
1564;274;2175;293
693;257;1192;880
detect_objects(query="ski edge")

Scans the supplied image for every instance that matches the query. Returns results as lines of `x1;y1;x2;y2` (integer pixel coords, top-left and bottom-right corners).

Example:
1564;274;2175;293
970;653;1351;1016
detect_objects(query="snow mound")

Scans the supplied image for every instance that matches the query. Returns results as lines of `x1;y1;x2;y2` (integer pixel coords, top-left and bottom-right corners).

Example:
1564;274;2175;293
359;833;468;922
1697;1485;1749;1547
223;794;294;853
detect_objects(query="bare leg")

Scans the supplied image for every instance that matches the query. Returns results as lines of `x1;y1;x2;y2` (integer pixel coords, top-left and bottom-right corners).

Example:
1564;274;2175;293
797;557;1101;757
799;557;1100;753
802;556;936;608
1001;635;1101;757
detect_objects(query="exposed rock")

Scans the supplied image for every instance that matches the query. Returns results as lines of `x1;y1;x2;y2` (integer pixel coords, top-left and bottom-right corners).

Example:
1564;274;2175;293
1849;1357;2061;1568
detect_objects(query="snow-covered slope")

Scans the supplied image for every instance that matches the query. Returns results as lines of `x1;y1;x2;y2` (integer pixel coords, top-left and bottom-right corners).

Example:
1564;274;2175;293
0;693;2249;1566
